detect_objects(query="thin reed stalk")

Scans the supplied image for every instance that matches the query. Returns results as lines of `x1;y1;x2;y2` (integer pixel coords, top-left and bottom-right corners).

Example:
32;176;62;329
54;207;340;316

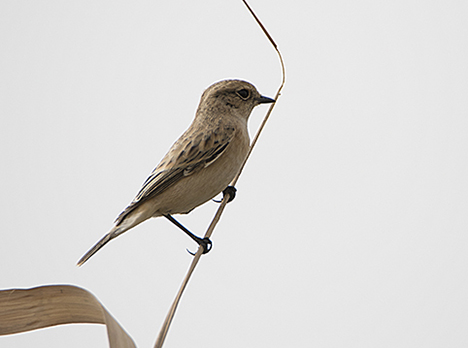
154;1;285;346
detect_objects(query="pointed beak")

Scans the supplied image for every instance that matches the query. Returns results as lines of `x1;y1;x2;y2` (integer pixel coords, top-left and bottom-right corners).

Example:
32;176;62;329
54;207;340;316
257;95;276;104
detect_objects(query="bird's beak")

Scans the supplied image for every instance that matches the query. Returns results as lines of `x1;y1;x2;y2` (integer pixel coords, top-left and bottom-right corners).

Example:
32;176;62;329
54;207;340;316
257;95;276;104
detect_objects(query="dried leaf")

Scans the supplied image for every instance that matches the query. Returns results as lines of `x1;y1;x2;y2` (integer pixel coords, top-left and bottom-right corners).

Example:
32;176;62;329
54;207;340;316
0;284;136;348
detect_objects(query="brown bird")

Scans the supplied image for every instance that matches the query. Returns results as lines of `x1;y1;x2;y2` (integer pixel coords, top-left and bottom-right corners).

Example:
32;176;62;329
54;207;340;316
77;79;274;266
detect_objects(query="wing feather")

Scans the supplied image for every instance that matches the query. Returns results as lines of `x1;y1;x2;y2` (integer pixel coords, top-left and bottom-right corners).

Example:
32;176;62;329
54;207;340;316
115;126;235;225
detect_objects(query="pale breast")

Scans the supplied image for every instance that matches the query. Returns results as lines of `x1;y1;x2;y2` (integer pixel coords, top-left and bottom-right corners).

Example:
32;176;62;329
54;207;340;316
151;124;250;215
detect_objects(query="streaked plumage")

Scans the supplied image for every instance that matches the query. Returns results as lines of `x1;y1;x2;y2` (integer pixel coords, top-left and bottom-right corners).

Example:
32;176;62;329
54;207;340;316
77;79;274;266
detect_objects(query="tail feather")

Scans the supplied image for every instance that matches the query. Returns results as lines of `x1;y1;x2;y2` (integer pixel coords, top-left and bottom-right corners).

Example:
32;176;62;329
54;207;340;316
77;230;115;266
77;210;148;266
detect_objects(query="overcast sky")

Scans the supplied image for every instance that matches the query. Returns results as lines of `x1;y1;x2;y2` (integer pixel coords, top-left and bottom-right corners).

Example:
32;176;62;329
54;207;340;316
1;1;468;347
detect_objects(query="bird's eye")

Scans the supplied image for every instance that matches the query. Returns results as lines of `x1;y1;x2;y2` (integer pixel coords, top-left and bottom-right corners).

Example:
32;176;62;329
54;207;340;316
237;89;250;100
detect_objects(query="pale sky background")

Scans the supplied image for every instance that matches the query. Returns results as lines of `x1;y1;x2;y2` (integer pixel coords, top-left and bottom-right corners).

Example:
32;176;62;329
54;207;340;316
1;1;468;347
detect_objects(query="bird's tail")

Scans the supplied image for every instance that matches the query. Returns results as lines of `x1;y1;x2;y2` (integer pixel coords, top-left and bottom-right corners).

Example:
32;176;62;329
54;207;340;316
77;209;148;266
77;226;121;266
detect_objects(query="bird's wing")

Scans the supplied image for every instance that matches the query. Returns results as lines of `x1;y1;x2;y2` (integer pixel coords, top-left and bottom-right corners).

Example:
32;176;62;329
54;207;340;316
114;125;236;225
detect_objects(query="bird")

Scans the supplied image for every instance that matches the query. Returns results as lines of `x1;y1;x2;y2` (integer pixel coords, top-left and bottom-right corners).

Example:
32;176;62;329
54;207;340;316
77;79;275;266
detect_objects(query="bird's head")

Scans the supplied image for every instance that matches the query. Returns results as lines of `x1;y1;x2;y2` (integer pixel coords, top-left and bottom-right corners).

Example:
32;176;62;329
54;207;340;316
198;79;275;120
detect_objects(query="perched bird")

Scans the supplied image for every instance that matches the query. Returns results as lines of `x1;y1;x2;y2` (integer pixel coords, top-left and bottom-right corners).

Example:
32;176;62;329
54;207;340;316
77;79;275;266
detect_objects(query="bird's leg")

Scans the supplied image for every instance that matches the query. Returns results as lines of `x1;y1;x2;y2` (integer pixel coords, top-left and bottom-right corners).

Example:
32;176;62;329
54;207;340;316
163;214;212;254
212;186;237;203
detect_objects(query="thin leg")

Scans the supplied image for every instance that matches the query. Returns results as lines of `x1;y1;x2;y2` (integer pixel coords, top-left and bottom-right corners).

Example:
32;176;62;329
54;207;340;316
163;214;212;254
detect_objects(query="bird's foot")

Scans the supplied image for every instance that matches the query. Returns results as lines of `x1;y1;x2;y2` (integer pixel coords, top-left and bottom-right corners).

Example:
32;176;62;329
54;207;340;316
163;214;213;256
187;237;212;256
212;186;237;203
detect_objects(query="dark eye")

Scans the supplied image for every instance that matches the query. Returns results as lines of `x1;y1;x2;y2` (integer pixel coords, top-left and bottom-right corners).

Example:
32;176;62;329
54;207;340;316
237;89;250;99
